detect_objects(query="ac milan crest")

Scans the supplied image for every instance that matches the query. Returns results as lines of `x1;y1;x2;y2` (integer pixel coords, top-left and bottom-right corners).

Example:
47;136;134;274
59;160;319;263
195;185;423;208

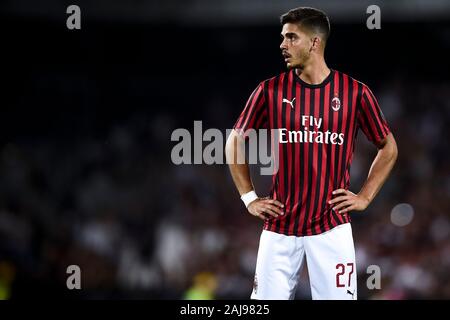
331;94;341;111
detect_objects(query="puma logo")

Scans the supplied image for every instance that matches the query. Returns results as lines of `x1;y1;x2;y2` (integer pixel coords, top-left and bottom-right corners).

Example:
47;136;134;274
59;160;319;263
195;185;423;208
347;289;355;298
282;97;296;109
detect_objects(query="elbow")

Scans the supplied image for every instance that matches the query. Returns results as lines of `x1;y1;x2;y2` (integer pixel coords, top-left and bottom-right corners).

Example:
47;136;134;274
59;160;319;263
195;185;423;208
388;134;398;164
389;145;398;170
378;133;398;165
392;143;398;163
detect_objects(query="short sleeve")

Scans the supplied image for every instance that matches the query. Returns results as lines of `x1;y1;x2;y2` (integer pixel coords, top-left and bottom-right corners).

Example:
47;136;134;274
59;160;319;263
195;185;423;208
357;84;391;146
233;82;268;139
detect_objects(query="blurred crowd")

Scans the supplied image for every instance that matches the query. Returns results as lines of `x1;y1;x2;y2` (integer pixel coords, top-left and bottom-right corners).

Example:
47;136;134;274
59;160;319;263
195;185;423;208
0;73;449;300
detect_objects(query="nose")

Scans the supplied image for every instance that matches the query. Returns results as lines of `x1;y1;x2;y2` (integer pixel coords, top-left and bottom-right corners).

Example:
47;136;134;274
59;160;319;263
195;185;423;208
280;38;287;51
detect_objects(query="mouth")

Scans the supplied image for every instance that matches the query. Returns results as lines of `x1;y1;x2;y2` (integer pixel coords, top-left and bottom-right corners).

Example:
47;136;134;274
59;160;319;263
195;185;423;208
282;52;291;62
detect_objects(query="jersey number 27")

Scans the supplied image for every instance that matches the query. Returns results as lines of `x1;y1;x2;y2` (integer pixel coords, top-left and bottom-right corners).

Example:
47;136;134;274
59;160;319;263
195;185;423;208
336;263;354;287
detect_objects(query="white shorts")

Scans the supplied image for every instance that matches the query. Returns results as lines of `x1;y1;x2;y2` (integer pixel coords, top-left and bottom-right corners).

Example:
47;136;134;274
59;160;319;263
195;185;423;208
251;223;357;300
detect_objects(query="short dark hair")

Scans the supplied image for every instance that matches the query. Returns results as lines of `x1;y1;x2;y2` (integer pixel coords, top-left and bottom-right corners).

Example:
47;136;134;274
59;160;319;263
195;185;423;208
280;7;330;42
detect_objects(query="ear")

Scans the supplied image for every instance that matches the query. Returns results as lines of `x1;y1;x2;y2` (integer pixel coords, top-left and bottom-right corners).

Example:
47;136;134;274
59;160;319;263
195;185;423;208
310;36;321;52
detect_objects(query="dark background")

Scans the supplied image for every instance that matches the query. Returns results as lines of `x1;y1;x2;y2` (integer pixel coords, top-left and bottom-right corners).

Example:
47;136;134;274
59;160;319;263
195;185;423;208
0;1;449;299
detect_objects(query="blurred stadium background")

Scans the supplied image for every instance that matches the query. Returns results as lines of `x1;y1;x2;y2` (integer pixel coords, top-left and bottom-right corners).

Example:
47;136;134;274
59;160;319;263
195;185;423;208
0;0;449;299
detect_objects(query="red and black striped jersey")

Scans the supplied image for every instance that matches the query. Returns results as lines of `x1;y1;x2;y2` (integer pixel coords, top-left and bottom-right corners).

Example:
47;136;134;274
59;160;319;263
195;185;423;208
233;69;390;236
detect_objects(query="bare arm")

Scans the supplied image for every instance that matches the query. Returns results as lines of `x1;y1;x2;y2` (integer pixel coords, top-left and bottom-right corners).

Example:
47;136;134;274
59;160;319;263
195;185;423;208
225;129;284;220
330;132;398;213
225;129;254;196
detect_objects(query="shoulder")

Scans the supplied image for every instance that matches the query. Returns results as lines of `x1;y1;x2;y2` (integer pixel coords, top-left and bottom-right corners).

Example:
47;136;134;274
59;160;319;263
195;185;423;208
333;69;368;88
259;70;291;88
333;70;374;99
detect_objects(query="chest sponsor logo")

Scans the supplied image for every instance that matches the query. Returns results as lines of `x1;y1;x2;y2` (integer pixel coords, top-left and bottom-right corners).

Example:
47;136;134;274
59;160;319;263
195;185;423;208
278;115;344;145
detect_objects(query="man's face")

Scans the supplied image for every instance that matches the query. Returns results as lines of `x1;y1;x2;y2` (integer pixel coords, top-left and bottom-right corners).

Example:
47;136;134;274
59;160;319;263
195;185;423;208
280;23;313;69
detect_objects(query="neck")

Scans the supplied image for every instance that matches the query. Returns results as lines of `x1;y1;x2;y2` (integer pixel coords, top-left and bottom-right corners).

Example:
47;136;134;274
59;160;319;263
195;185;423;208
295;57;330;85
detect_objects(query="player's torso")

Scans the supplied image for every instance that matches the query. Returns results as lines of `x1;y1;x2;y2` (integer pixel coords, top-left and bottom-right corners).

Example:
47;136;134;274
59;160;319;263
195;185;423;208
262;70;364;236
263;69;362;228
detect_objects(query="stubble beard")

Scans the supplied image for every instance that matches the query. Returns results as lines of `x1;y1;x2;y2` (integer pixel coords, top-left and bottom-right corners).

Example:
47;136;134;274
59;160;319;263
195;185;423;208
286;50;309;71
